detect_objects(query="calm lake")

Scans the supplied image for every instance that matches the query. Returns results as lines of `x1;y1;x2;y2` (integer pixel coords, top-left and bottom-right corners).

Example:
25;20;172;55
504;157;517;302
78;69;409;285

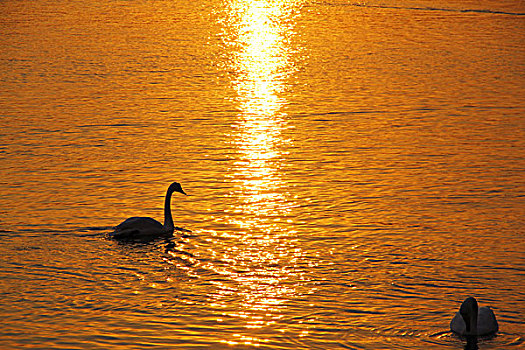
0;0;524;349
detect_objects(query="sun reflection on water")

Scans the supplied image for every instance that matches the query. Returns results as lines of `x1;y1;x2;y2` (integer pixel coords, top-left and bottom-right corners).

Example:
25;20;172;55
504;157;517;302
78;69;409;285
210;0;305;341
225;0;299;220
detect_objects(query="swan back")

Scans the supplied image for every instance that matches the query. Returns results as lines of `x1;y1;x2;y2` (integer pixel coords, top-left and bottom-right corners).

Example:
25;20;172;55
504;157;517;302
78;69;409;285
111;217;168;239
450;312;467;335
477;306;498;335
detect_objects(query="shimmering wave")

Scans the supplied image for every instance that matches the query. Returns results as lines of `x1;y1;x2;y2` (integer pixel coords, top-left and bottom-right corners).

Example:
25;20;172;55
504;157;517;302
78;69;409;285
321;1;525;16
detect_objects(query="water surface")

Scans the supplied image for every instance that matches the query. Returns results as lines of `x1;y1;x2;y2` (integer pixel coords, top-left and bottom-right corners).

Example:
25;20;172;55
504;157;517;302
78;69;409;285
0;0;524;349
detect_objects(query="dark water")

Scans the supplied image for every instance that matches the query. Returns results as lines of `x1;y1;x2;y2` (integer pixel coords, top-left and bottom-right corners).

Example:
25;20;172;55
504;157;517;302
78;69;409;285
0;0;524;348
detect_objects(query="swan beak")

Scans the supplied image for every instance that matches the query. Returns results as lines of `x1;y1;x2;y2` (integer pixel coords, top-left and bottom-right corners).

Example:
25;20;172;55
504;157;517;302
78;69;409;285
180;189;188;196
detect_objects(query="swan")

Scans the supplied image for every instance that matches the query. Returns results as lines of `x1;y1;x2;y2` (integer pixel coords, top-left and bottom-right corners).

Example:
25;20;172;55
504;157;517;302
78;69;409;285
110;182;187;240
450;297;498;336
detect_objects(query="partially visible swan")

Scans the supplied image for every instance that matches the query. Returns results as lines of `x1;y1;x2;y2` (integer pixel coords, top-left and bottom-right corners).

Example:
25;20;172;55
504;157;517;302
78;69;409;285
110;182;187;240
450;297;498;336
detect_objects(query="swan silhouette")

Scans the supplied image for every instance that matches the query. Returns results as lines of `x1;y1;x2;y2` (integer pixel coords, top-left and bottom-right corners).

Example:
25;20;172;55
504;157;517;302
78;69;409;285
110;182;187;240
450;297;498;336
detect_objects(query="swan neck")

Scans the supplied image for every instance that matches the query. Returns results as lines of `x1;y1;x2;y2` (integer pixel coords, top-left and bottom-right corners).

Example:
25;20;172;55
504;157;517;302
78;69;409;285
462;308;478;336
460;297;479;336
163;189;174;231
469;312;478;336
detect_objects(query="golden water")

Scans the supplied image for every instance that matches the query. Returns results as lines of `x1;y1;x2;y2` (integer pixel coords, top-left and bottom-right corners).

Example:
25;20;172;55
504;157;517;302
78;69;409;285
0;0;524;348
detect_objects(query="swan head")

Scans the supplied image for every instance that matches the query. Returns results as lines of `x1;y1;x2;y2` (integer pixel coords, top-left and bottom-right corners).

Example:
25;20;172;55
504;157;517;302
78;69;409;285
460;297;479;335
168;181;187;196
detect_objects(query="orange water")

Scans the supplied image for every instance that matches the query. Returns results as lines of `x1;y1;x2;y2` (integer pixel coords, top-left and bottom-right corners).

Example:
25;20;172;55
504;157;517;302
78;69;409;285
0;0;524;348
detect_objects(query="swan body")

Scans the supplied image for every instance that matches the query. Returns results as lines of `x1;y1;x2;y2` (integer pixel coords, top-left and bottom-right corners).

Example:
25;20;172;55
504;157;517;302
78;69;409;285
111;182;187;240
450;297;498;336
